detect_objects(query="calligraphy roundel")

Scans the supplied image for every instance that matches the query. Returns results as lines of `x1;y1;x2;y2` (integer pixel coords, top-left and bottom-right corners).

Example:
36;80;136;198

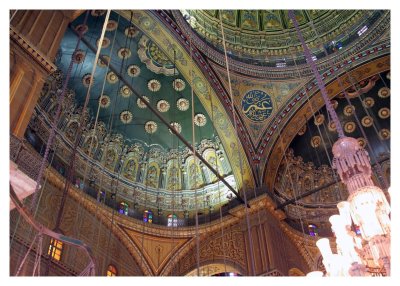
241;90;273;122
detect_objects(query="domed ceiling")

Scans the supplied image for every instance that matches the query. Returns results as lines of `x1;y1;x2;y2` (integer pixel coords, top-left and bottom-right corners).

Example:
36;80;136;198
42;10;240;221
179;10;384;66
58;11;215;150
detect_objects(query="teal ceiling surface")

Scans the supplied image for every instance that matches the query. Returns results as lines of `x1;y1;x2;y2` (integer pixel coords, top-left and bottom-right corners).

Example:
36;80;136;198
58;11;216;151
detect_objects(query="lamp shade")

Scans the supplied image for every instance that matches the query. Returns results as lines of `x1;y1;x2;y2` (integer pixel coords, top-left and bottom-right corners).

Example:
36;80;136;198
316;238;332;258
337;201;352;226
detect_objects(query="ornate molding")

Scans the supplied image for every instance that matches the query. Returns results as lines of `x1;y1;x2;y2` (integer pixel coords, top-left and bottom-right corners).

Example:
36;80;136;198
10;26;57;74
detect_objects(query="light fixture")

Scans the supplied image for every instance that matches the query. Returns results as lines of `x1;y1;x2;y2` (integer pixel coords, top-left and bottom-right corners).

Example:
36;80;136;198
289;10;391;277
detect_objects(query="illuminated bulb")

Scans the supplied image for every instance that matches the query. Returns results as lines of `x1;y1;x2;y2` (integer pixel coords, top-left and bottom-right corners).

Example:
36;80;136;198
337;201;352;226
316;238;332;258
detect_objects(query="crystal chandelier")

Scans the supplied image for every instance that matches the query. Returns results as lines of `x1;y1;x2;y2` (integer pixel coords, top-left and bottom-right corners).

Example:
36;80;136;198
288;11;391;277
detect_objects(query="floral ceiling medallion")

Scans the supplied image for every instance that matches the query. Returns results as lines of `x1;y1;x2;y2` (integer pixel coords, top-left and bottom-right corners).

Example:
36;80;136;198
378;107;390;119
106;20;118;31
157;100;170;112
378;87;390;98
330;100;339;109
96;37;110;49
361;116;373;127
138;35;176;76
72;49;85;64
343;105;355;116
173;79;186;91
91;10;106;17
145;121;158;134
328;121;337;132
118;47;132;59
137;96;150;109
362;97;375;108
148;79;161;92
82;73;94;87
127;65;141;77
120;111;133;124
120;85;132;98
177;98;189;111
106;71;118;84
344;121;356;133
314;114;325;126
97;55;110;68
357;137;367;148
75;24;88;34
311;136;321;148
379;129;390;140
297;125;306;136
169;122;182;134
99;94;111;108
125;26;139;38
194;113;207;127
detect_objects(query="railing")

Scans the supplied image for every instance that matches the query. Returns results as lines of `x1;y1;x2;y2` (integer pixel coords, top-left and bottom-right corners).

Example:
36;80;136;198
10;134;47;182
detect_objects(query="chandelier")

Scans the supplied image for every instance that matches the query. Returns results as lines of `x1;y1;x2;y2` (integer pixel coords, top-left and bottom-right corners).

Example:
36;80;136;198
288;11;391;277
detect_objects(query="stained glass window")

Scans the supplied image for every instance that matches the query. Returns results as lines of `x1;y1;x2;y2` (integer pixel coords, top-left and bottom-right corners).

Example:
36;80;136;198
119;202;129;215
308;224;318;236
143;210;153;223
167;214;178;227
48;239;63;261
106;264;117;276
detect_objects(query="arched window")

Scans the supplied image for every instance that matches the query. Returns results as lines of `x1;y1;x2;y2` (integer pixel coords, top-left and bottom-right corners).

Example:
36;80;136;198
167;214;178;227
119;202;129;215
106;264;117;276
48;238;63;261
308;224;318;237
143;210;153;223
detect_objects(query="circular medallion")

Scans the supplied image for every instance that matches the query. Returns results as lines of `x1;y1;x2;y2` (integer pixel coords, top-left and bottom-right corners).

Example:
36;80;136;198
357;137;367;148
343;105;355;116
378;87;390;98
314;114;325;126
157;100;170;112
173;79;186;91
82;73;94;87
106;20;118;31
361;116;373;127
241;90;273;122
145;121;158;134
169;122;182;134
91;10;106;17
330;100;338;109
75;24;88;34
72;49;85;64
127;65;141;77
378;107;390;119
106;71;118;84
137;96;150;109
148;79;161;92
386;72;390;80
96;37;110;49
97;55;110;67
362;97;375;108
194;113;207;127
328;121;337;132
120;111;133;124
125;26;139;38
379;129;390;140
120;85;132;98
344;121;356;133
177;98;189;111
118;47;131;59
99;95;110;108
298;125;307;136
311;136;321;148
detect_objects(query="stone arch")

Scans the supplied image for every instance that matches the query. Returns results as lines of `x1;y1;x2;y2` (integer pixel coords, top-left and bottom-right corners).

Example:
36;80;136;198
202;148;224;183
166;158;181;190
145;161;160;189
184;261;245;276
123;157;139;181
